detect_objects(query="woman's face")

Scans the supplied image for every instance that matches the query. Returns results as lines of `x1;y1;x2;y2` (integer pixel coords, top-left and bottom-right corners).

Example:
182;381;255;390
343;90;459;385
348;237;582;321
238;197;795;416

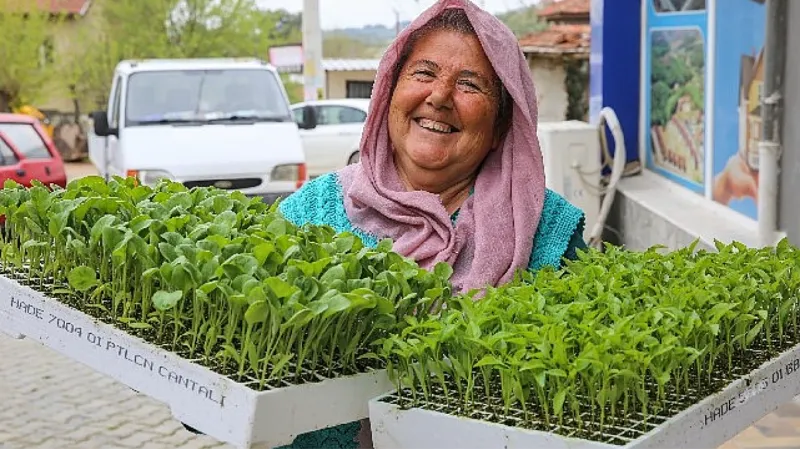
388;28;500;189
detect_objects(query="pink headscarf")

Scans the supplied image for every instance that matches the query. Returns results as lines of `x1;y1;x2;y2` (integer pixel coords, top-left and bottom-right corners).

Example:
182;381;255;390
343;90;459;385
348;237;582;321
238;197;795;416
337;0;545;293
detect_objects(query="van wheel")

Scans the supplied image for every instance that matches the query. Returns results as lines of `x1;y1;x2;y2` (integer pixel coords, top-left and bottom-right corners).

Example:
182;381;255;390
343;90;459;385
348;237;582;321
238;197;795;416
348;151;360;165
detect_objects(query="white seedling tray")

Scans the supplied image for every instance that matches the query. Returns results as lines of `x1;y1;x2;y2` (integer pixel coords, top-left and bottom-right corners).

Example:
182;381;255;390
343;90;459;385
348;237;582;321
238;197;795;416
369;342;800;448
0;275;392;448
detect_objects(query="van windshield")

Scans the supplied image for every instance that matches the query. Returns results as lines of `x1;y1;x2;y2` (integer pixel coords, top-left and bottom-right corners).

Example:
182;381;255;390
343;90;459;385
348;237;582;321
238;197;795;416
125;69;292;126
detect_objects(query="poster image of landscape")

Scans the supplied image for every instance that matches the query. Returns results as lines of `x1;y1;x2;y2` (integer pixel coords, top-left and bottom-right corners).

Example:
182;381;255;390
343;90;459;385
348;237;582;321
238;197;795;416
652;0;706;13
649;28;705;185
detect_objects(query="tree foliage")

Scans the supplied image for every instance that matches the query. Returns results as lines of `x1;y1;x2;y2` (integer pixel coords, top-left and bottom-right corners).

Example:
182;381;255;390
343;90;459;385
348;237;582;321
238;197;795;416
496;4;548;38
0;0;66;111
1;0;304;112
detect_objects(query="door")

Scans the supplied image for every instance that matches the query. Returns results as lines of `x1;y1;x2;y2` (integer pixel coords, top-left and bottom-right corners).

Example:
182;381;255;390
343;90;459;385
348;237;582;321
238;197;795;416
107;74;125;178
298;104;366;177
89;74;124;179
0;123;65;187
0;134;23;185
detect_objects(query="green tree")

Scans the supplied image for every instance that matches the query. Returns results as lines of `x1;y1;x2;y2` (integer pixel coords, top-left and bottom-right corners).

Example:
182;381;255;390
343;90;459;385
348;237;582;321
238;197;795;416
497;5;548;38
0;0;66;111
63;33;125;111
100;0;263;59
64;1;304;111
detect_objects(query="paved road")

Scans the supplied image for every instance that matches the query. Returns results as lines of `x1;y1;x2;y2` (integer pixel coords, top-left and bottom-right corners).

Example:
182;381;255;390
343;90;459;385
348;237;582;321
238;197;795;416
3;330;800;449
0;333;230;449
64;160;100;181
0;162;798;449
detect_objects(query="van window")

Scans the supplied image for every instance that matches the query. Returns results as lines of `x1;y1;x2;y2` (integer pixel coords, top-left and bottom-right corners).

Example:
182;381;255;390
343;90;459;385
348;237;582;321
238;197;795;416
110;75;123;129
125;69;291;125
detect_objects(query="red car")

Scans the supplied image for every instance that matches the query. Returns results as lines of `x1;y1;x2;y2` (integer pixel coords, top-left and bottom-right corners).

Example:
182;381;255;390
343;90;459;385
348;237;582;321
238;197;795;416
0;113;67;189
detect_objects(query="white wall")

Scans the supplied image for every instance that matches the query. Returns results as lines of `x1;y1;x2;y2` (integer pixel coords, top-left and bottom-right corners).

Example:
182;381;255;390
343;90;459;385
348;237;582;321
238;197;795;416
325;70;377;99
527;56;569;122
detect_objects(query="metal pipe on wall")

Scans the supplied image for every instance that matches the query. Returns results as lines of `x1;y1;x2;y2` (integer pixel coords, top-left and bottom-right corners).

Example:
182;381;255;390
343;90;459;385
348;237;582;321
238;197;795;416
758;0;788;247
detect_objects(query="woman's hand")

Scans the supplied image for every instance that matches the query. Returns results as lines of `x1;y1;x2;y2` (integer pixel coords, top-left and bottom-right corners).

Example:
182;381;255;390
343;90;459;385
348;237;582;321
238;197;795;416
712;153;759;205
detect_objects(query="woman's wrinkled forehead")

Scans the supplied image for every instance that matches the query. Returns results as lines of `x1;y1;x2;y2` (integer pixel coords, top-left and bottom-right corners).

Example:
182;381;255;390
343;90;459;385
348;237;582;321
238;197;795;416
391;8;487;88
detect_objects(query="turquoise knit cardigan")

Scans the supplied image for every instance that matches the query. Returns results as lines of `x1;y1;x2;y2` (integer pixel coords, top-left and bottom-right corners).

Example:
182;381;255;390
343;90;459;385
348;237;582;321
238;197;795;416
276;172;586;449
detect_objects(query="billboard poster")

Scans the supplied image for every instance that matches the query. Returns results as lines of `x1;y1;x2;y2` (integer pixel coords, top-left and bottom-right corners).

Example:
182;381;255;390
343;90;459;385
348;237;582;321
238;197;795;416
710;0;765;220
642;0;708;193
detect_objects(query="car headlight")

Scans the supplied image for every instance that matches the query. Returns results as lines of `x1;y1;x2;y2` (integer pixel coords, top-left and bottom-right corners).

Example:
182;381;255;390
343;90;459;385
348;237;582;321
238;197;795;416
271;164;307;189
127;169;173;186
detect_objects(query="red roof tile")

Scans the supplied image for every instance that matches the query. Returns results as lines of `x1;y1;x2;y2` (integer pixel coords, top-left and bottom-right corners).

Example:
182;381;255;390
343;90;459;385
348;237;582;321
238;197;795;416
538;0;590;18
518;23;591;55
35;0;91;15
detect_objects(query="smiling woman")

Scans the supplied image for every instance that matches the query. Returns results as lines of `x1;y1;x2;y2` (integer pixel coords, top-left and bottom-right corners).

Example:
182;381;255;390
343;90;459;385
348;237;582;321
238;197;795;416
277;0;587;448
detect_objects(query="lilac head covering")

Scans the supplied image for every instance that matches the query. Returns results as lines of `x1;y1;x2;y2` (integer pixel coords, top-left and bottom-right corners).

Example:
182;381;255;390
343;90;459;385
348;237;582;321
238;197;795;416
337;0;545;293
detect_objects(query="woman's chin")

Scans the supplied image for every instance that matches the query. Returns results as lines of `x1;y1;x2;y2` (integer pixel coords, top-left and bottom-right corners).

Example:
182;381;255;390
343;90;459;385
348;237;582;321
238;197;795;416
408;160;451;174
404;150;450;171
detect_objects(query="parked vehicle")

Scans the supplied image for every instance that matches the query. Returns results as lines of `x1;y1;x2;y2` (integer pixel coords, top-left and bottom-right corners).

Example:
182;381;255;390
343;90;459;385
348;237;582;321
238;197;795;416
89;58;314;204
12;105;54;138
0;113;67;189
291;98;370;178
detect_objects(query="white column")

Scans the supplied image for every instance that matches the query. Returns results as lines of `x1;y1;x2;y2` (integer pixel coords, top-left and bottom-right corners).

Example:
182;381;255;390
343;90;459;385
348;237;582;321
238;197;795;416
302;0;324;100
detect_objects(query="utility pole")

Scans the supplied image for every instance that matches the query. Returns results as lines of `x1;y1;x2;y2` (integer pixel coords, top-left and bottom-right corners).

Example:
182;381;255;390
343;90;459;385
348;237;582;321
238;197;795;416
302;0;324;100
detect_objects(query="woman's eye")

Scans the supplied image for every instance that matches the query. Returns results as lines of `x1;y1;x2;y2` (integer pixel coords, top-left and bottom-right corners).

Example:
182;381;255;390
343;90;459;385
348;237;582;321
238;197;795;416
412;70;435;78
458;80;481;92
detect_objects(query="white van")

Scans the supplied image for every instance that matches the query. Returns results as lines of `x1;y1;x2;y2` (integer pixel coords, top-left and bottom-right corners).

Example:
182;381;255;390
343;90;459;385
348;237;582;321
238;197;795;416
89;58;317;204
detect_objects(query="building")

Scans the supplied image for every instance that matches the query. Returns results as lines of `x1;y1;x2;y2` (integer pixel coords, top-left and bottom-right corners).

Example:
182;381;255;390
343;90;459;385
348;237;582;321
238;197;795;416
268;43;378;101
517;0;590;122
589;0;800;254
536;0;592;25
322;59;379;99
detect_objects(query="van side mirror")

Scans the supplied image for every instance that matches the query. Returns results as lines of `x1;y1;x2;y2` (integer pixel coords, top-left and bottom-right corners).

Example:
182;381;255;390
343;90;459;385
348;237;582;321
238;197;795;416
91;110;117;137
298;105;317;130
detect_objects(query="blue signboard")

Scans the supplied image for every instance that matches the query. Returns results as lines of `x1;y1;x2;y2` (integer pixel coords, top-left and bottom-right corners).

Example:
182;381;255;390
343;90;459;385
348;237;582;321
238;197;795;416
709;0;765;220
640;0;766;219
642;0;708;193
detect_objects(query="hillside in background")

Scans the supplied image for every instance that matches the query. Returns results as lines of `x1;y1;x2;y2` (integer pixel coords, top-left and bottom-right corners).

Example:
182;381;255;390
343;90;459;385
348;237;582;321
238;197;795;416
318;4;547;58
324;21;410;45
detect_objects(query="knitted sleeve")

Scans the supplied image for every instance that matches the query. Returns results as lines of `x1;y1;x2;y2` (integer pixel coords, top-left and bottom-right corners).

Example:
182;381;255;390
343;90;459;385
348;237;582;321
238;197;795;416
277;172;379;248
527;189;587;271
279;177;584;273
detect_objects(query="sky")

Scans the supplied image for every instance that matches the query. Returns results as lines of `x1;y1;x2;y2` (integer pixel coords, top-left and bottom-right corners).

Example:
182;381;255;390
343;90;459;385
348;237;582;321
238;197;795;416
255;0;540;30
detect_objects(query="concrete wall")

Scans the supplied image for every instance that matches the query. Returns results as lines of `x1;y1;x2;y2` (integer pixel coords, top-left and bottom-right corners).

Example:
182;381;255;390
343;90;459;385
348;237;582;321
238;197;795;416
606;171;760;252
527;56;568;122
324;70;376;99
779;1;800;244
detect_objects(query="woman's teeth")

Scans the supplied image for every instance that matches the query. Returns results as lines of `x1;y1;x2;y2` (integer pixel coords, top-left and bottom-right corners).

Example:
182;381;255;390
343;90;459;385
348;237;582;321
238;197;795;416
417;118;454;133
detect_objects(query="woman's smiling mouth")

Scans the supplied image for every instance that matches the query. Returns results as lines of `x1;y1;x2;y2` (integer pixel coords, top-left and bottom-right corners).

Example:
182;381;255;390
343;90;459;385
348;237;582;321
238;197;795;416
415;117;460;134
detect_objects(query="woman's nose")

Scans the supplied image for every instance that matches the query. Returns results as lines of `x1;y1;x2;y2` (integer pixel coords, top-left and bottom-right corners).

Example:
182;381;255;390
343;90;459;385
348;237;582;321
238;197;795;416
426;81;454;110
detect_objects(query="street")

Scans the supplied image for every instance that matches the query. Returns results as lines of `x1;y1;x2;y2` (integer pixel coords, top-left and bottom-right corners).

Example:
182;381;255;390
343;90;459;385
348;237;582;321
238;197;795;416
0;162;799;448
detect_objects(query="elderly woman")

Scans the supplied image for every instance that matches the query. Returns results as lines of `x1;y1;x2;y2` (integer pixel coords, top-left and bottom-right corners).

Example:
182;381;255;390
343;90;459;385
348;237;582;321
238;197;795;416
278;0;585;447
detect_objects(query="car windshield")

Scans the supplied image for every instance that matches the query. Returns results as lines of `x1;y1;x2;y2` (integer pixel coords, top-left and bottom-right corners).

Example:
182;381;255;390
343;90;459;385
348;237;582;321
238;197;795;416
124;69;292;126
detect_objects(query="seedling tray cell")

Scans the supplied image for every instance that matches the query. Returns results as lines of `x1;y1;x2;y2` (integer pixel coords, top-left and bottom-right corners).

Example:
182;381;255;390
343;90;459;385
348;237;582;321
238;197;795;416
369;341;800;448
0;274;393;448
